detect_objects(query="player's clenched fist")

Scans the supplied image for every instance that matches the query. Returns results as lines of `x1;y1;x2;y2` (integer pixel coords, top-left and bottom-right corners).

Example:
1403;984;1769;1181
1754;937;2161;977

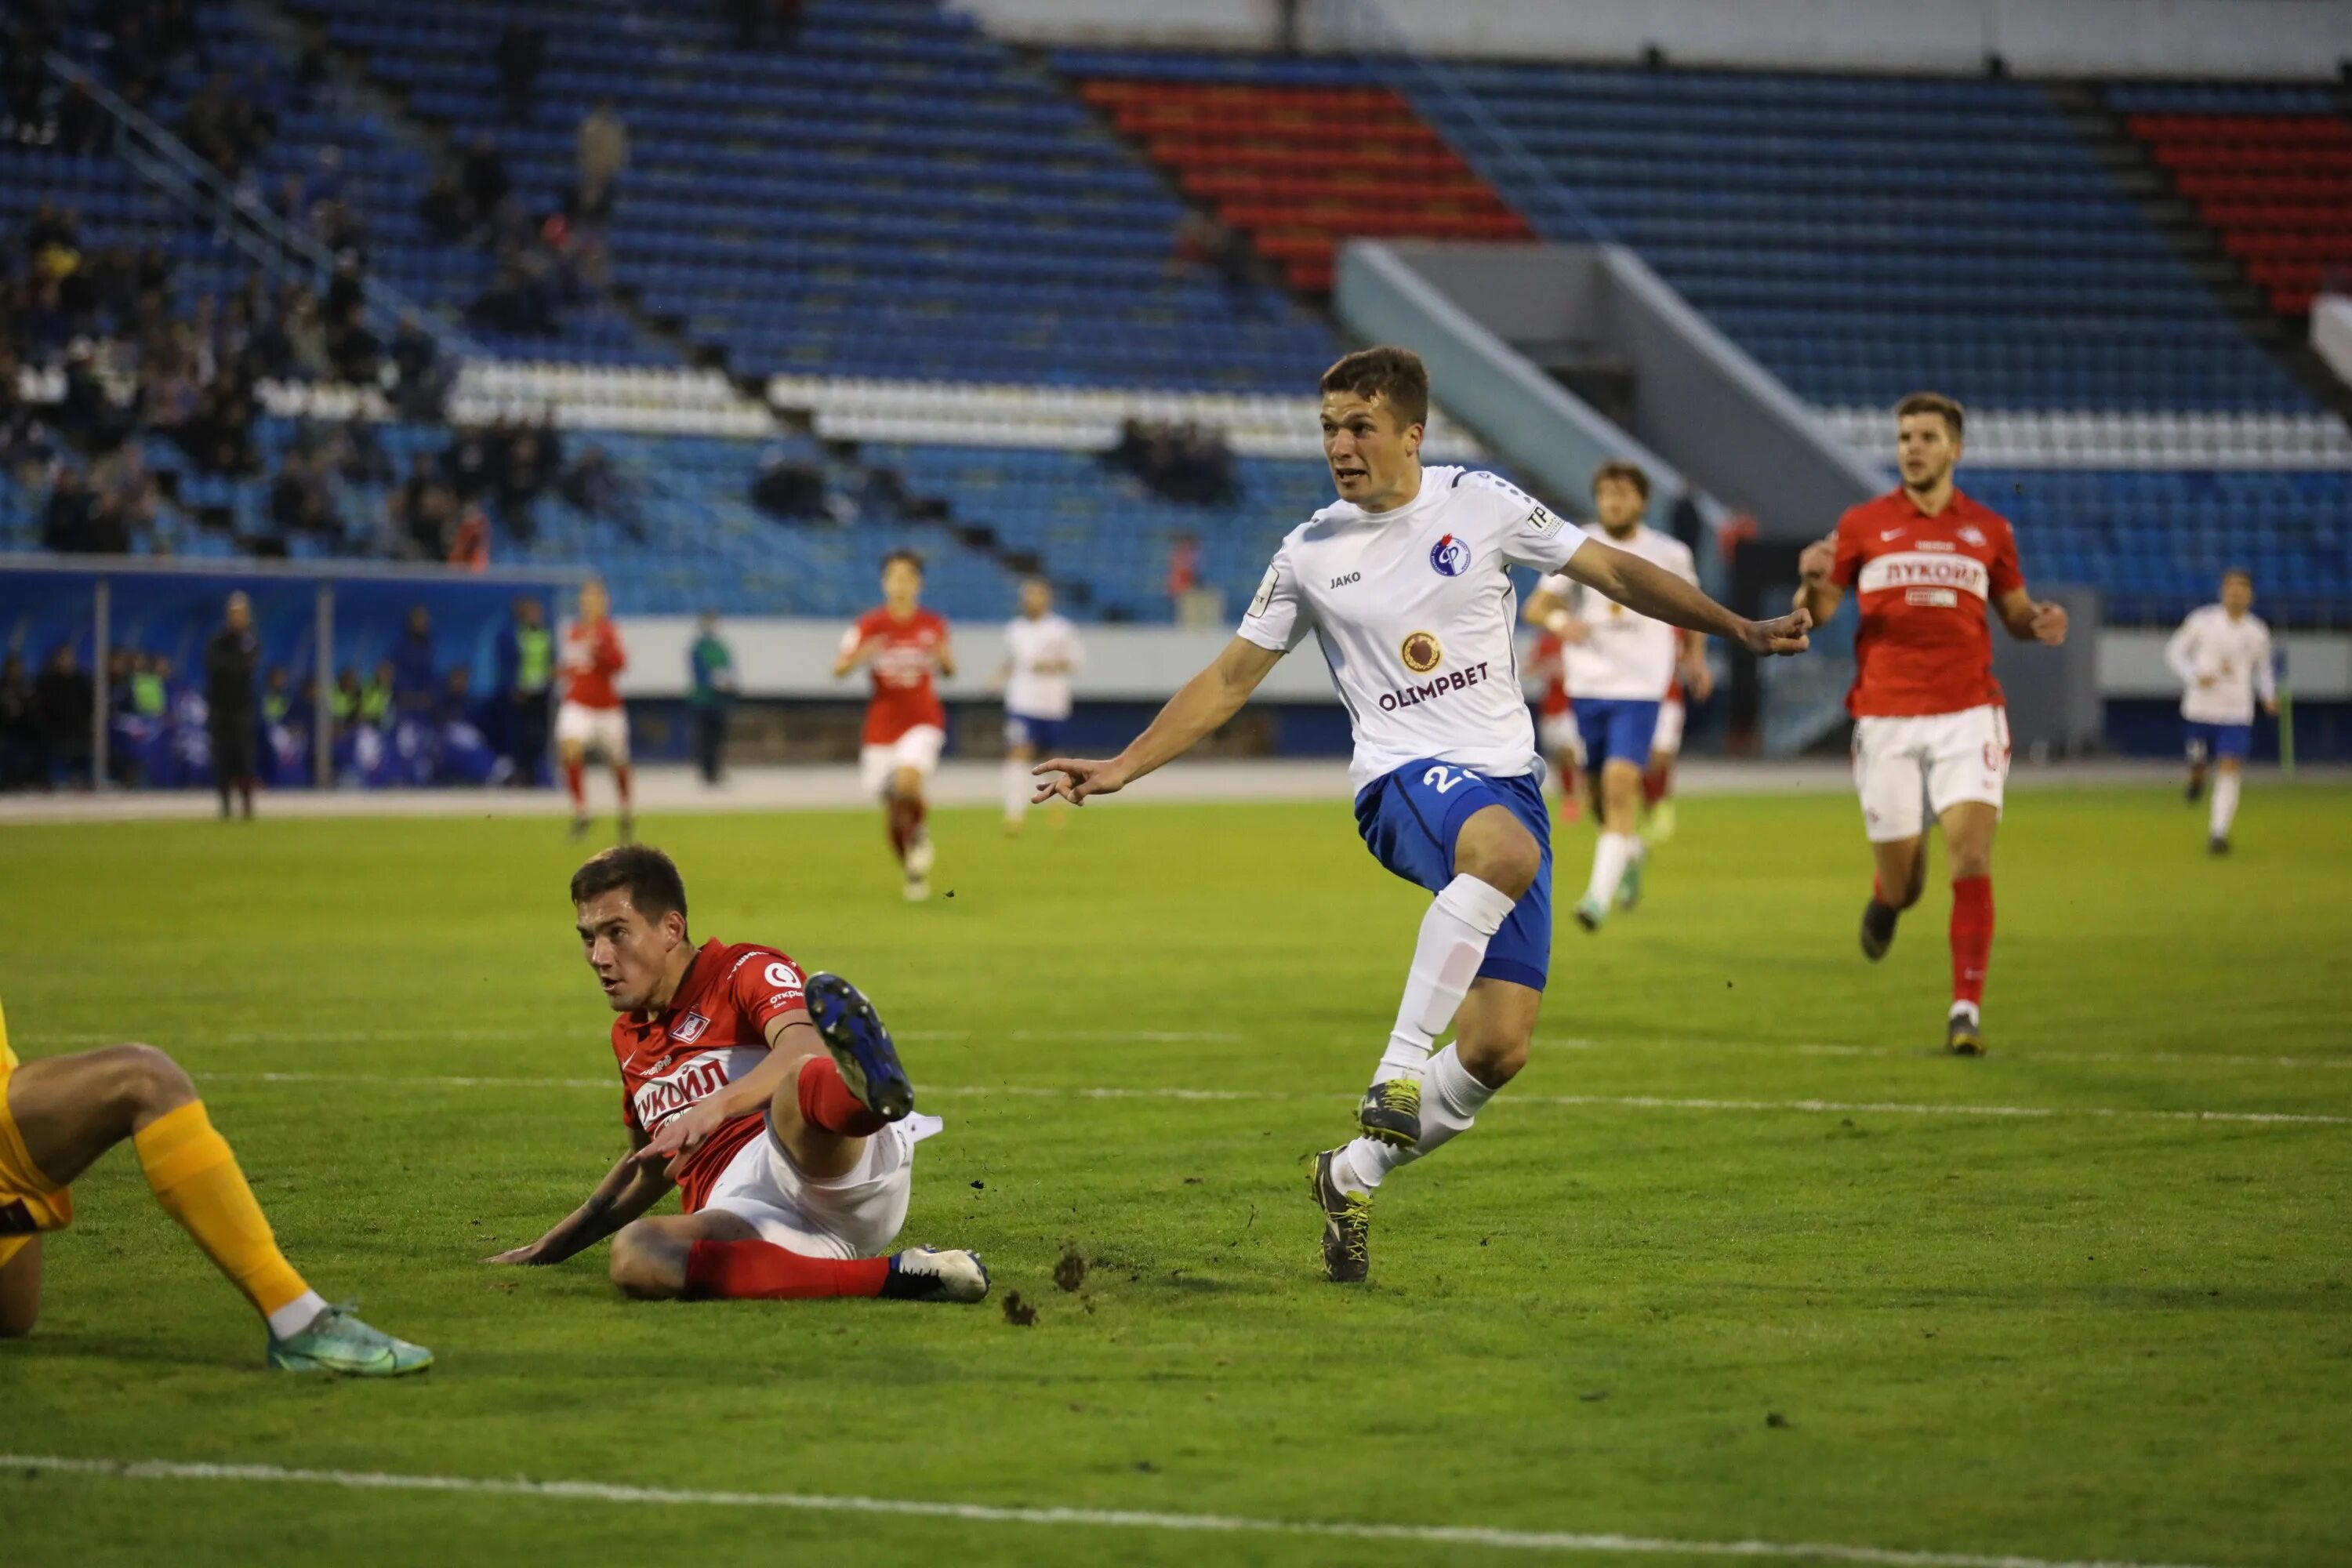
1740;607;1812;656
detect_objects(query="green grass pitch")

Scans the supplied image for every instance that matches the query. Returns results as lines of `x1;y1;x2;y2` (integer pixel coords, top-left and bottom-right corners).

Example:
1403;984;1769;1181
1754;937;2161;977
2;782;2348;1566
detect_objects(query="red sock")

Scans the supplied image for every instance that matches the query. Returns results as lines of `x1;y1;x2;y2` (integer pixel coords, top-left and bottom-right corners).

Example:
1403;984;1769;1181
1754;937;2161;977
684;1239;888;1300
1642;760;1671;809
563;757;586;811
798;1054;886;1138
613;762;633;810
1950;875;1994;1010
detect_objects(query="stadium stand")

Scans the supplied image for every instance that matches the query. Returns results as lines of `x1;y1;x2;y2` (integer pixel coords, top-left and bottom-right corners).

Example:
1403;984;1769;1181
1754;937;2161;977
2114;82;2352;318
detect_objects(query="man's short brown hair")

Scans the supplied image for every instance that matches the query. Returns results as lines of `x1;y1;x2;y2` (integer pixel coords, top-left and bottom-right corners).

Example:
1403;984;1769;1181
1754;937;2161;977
1319;346;1428;430
1895;392;1965;440
571;844;688;925
881;547;924;575
1591;459;1651;501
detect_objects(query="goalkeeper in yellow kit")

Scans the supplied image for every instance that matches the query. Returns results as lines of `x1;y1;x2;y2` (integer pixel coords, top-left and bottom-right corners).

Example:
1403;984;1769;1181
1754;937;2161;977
0;999;430;1373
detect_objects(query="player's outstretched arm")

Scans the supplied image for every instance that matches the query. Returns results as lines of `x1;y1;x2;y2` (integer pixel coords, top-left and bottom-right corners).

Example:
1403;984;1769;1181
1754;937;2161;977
487;1137;673;1265
1565;539;1812;655
1033;635;1283;804
1994;586;2067;645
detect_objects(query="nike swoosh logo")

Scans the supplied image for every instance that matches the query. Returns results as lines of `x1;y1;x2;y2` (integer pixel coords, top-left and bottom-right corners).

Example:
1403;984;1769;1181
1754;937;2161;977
1879;529;1904;540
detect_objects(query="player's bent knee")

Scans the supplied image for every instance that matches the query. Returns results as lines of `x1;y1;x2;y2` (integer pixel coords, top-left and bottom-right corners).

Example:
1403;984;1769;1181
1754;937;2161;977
1456;1032;1530;1087
101;1043;197;1120
1457;816;1541;898
608;1223;685;1300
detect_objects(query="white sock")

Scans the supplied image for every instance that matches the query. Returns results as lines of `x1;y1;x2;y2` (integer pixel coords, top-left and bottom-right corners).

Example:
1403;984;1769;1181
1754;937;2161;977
2210;771;2241;840
1585;832;1636;907
1001;757;1030;825
267;1289;331;1341
1340;1045;1500;1192
1949;1000;1979;1024
1374;874;1518;1084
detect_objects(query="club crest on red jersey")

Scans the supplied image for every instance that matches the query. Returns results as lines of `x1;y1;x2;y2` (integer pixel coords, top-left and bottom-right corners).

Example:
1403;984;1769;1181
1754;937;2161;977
670;1011;711;1045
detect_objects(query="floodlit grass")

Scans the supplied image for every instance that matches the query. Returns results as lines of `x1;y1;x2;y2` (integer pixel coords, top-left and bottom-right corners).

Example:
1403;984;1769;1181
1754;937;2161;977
3;785;2348;1566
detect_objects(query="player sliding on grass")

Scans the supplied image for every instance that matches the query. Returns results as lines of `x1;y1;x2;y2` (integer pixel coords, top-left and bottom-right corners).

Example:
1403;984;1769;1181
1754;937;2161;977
1033;347;1811;1283
488;845;987;1305
0;998;430;1373
1793;392;2069;1055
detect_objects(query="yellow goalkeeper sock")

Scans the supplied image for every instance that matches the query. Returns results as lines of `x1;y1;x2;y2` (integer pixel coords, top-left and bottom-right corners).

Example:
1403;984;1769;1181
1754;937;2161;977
134;1102;321;1334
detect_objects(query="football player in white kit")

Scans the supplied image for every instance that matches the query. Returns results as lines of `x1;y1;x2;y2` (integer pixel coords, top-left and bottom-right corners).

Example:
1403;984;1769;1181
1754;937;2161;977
996;576;1085;833
1030;347;1812;1283
1523;461;1712;930
2165;568;2277;854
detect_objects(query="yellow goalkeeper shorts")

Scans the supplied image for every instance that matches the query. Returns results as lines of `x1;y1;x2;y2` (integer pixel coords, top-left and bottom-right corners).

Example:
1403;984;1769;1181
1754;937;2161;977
0;1001;74;1271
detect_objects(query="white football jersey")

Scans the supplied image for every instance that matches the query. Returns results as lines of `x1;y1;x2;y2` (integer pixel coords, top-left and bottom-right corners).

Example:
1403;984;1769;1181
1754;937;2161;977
1537;524;1697;702
2166;604;2275;725
1004;612;1082;720
1238;466;1588;791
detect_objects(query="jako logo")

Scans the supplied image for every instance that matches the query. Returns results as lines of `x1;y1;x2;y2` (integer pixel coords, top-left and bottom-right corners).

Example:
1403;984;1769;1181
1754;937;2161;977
1428;534;1470;577
1329;571;1361;589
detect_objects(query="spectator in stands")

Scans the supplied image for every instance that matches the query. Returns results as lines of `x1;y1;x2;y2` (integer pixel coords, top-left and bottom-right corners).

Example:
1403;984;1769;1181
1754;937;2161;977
1174;209;1264;318
285;290;332;381
42;465;94;552
558;442;641;540
1166;531;1200;607
389;314;445;419
448;503;491;571
335;415;394;488
0;653;41;792
182;366;259;475
270;447;342;540
499;596;554;787
180;72;240;176
576;97;630;227
206;591;260;821
444;426;495;505
461;135;513;231
496;20;543;124
753;445;828;521
390;452;456;559
1668;482;1705;558
34;643;93;789
497;431;544;543
419;172;469;245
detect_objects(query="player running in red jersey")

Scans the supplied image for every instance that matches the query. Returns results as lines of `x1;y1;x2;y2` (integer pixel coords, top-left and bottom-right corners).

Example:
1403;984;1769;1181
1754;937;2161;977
488;845;988;1305
1531;627;1582;822
834;550;955;900
1794;393;2068;1054
557;579;632;842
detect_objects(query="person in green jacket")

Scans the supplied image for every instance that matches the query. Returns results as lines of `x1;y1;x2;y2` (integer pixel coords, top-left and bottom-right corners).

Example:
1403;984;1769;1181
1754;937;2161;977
688;611;736;786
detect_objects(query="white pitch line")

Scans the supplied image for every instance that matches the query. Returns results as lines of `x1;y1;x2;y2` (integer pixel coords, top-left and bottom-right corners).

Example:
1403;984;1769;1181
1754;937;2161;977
0;1455;2223;1568
1545;1038;2352;1073
187;1073;2351;1127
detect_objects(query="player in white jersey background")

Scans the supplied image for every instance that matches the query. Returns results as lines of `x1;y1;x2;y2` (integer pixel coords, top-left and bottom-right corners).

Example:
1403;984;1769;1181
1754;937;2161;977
1030;347;1813;1283
2165;568;2277;855
1523;460;1713;931
995;575;1084;833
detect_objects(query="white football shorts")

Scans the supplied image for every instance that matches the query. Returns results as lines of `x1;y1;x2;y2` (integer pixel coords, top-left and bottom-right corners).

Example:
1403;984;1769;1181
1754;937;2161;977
1851;703;2009;843
701;1112;942;1260
859;724;946;797
554;700;630;762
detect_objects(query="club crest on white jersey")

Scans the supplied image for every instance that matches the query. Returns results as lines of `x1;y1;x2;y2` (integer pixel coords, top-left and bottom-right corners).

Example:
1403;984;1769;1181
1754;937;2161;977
1236;466;1588;791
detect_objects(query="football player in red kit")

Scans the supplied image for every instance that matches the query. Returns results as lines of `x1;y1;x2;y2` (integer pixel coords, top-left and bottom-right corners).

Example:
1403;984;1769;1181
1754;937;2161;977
835;550;954;900
557;579;632;842
1795;393;2068;1055
488;845;988;1304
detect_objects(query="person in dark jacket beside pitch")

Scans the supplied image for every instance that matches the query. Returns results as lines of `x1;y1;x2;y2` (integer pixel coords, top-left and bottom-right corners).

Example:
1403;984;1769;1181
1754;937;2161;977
207;591;261;819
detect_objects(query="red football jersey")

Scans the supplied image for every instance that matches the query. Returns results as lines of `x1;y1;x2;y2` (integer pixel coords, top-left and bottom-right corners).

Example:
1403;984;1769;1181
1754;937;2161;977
846;607;948;744
1830;488;2024;718
609;938;808;1214
1534;630;1570;717
561;619;626;710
